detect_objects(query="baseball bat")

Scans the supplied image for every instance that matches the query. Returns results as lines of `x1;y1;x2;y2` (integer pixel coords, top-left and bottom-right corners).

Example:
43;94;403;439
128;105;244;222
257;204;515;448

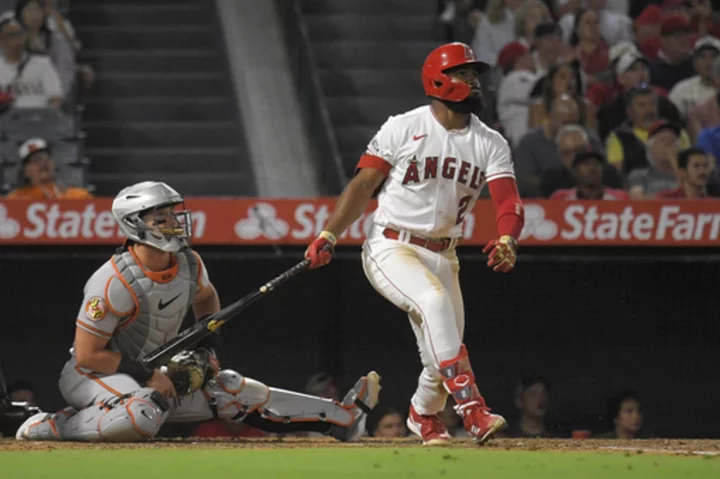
141;258;311;368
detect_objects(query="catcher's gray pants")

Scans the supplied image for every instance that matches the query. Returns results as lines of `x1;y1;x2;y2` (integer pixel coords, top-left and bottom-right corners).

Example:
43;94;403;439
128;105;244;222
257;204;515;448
19;358;358;441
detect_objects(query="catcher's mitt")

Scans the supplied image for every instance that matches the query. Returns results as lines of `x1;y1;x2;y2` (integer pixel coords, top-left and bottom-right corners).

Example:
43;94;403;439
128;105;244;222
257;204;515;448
164;348;219;396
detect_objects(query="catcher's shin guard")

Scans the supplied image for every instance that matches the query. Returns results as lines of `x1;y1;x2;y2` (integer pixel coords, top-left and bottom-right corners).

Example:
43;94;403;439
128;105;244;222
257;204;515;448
16;389;169;442
242;371;381;440
439;345;506;444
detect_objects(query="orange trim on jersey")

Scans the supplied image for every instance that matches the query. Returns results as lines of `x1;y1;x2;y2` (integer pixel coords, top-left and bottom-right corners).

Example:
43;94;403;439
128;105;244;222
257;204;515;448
104;276;134;317
76;320;112;339
129;246;179;284
74;366;124;398
110;256;140;329
192;250;208;293
356;154;392;176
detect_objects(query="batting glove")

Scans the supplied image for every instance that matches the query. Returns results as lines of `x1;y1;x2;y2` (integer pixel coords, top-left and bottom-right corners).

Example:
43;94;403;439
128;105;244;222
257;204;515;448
305;230;337;269
482;235;518;273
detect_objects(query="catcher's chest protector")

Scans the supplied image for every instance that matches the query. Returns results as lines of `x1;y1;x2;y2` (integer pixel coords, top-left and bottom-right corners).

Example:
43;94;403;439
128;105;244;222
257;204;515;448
109;249;199;361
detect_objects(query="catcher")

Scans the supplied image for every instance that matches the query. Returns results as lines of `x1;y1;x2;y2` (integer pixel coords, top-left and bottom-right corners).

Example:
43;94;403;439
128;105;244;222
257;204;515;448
16;181;380;442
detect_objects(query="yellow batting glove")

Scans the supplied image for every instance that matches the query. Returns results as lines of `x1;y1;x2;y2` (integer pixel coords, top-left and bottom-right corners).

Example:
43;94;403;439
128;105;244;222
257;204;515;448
482;235;518;273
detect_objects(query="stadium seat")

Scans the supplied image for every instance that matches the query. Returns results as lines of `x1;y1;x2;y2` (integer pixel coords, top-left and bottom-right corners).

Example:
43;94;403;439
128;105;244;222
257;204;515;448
0;108;75;142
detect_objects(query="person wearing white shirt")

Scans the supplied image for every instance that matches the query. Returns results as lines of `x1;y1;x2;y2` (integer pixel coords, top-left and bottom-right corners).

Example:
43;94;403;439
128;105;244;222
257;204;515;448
0;16;62;109
558;0;633;47
669;36;720;117
472;0;524;66
496;41;538;146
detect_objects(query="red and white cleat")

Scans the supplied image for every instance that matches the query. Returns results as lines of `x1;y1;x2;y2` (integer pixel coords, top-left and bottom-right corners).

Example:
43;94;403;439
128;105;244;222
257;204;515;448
406;405;452;446
456;400;507;445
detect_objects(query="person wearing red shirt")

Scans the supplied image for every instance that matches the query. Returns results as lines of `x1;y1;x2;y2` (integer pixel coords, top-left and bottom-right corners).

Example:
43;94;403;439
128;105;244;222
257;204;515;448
551;148;630;200
656;147;717;198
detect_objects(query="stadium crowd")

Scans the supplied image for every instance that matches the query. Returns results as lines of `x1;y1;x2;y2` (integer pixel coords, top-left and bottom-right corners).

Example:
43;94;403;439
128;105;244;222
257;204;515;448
0;0;91;200
441;0;720;200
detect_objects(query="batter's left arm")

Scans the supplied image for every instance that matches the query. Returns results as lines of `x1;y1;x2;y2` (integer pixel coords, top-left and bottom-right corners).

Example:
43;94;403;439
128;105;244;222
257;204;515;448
484;177;525;273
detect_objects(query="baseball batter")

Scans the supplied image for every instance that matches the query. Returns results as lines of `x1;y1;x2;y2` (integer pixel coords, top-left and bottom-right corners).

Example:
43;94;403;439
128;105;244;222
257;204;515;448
305;43;525;445
16;181;379;442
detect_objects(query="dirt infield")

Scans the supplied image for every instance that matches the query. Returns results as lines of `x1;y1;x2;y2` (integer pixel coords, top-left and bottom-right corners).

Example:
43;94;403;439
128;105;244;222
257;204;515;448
2;437;719;456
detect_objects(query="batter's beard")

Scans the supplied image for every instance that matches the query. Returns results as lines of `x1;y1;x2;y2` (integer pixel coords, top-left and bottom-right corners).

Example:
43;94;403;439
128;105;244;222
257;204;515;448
439;93;485;116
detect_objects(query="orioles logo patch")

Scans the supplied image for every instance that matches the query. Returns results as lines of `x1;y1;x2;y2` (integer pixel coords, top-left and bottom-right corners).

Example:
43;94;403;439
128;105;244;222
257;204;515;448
85;296;107;322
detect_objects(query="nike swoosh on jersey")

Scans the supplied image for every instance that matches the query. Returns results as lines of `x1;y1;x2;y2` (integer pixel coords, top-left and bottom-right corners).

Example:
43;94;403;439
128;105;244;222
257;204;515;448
158;293;182;311
413;134;428;141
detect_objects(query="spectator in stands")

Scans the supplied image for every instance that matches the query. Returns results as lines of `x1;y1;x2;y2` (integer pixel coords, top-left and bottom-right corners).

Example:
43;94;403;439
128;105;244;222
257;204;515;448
597;51;681;140
687;58;720;141
551;148;629;199
530;22;565;77
657;147;717;198
0;15;62;109
558;0;633;47
605;85;690;173
596;391;651;439
541;124;623;197
689;0;720;38
514;1;553;48
650;14;697;91
669;35;720;117
439;0;485;45
496;41;538;146
472;0;525;66
633;1;692;60
529;63;597;131
305;372;340;401
368;406;408;438
515;94;603;196
696;116;720;167
7;379;37;407
504;376;560;438
568;8;610;90
6;138;92;199
627;120;683;198
586;41;643;109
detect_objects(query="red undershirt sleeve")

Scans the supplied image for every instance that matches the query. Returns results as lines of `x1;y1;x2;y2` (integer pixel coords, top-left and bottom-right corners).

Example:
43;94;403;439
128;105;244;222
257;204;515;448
356;154;392;177
488;177;524;239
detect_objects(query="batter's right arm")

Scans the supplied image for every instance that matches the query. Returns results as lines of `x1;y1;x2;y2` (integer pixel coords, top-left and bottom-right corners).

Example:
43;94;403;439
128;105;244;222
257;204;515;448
305;167;387;269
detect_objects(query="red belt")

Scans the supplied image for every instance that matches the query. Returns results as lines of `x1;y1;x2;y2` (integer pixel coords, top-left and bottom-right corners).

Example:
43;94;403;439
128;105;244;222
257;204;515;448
382;228;456;252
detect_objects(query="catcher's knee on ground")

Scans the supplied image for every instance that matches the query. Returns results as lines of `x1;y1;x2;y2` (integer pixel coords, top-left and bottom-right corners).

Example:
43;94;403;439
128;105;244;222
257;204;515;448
16;387;170;442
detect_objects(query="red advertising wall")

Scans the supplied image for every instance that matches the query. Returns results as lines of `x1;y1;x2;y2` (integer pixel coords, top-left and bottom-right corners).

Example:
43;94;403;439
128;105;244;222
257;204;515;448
1;198;719;245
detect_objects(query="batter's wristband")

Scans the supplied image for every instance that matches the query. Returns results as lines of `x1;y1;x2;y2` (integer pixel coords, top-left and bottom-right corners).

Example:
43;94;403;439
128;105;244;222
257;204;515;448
319;230;337;245
116;356;155;383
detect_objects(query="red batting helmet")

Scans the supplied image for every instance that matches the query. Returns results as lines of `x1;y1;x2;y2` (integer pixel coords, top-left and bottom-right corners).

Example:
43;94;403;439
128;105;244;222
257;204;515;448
422;43;490;102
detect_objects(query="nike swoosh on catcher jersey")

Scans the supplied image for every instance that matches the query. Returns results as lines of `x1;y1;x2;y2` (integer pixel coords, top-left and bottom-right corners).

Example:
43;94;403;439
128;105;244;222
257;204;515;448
158;293;182;311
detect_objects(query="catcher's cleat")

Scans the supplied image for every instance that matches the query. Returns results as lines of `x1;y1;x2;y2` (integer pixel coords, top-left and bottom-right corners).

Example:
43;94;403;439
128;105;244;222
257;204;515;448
455;400;507;445
406;405;452;446
329;371;381;441
16;412;58;441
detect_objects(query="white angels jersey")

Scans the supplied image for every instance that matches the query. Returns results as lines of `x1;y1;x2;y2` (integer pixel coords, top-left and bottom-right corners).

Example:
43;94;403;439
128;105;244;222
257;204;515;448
358;105;515;238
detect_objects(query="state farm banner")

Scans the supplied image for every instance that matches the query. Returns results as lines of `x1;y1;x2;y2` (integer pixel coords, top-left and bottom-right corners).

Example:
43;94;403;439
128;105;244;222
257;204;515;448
0;198;719;246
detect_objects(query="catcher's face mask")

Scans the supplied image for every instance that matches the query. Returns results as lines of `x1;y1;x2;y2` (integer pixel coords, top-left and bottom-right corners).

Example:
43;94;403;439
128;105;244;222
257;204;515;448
141;204;193;240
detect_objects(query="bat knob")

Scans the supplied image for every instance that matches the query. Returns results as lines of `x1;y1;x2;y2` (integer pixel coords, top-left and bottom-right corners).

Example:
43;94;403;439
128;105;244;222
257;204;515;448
260;285;268;293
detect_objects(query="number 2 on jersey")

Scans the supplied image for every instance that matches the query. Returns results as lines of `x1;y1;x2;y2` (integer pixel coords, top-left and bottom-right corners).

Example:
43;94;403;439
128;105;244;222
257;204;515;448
456;195;472;225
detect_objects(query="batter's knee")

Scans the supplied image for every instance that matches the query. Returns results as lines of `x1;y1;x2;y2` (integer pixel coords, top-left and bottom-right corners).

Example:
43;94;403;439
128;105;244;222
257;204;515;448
98;388;169;442
415;290;453;319
209;369;270;420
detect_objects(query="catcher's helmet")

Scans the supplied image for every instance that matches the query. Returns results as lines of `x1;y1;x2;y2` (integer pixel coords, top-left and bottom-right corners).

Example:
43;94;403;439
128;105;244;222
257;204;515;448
422;43;490;102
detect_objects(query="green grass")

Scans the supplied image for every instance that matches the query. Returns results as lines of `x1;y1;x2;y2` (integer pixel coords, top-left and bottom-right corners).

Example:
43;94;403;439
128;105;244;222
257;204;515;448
2;448;719;478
